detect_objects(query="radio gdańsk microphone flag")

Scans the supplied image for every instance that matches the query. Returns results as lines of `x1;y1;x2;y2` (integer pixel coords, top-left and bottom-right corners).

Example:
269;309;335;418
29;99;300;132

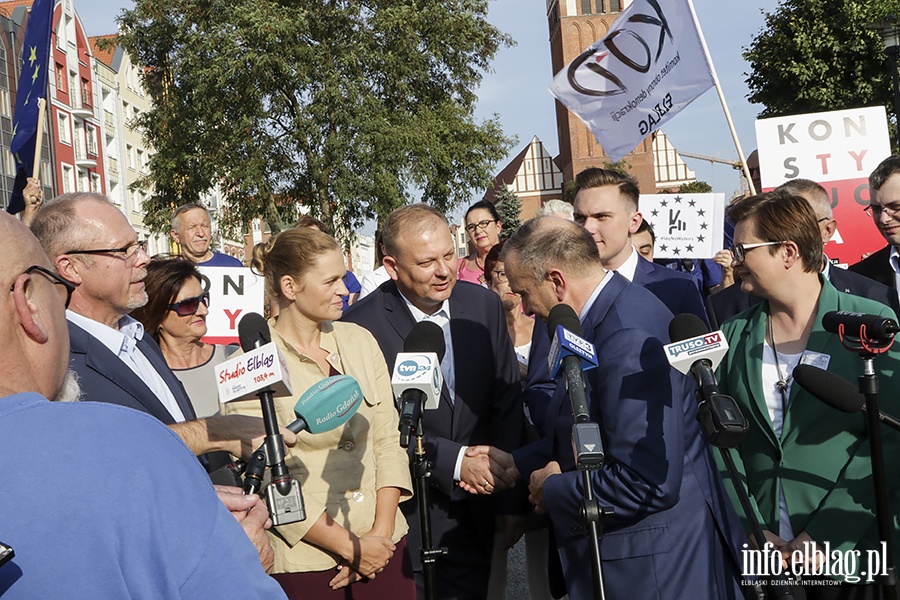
550;0;715;162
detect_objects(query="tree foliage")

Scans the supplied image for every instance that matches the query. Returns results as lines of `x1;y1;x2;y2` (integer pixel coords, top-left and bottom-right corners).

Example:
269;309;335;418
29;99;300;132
678;180;712;194
116;0;515;239
744;0;900;120
493;187;521;239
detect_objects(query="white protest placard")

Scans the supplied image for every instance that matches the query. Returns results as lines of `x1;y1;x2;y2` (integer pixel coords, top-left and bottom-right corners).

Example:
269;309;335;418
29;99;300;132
755;106;892;265
198;266;265;345
640;193;725;259
755;106;890;188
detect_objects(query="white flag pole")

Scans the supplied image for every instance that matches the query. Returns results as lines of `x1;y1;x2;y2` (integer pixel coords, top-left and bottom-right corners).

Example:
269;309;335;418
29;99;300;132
686;0;756;195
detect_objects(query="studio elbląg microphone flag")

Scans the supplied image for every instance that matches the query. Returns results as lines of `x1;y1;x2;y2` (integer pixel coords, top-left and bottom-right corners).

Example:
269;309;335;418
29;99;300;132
7;0;54;215
549;0;715;162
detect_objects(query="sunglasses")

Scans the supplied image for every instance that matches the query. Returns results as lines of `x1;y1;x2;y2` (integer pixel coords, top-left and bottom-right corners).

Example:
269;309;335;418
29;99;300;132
729;241;785;263
168;292;210;316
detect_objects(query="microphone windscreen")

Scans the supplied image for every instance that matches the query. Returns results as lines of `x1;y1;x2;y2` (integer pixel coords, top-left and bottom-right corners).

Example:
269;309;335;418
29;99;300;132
293;375;364;434
404;321;446;362
238;312;271;351
793;364;864;413
669;313;709;343
547;304;581;339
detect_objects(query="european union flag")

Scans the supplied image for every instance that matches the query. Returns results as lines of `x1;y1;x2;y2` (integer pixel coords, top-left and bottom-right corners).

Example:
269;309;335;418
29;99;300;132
7;0;54;215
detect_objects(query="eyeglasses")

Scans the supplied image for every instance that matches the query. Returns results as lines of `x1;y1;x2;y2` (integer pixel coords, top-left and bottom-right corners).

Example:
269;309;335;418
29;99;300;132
168;291;210;316
65;240;148;263
863;203;900;219
10;265;75;308
729;241;785;262
490;269;507;283
464;219;497;233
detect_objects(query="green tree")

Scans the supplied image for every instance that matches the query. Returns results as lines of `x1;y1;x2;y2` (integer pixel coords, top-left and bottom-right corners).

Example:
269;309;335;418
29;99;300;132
494;187;521;240
678;180;713;194
744;0;900;121
116;0;514;239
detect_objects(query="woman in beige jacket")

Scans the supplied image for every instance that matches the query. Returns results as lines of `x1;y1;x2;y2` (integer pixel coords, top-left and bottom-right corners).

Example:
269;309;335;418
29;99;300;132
224;228;414;599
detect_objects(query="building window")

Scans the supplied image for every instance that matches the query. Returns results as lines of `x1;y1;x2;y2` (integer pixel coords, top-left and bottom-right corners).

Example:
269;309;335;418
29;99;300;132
4;149;15;176
581;0;592;13
610;0;622;11
41;161;51;183
58;113;71;145
61;164;73;193
91;172;101;193
126;144;134;170
55;63;65;93
0;90;9;117
137;149;147;173
596;0;607;13
85;124;98;156
81;78;91;108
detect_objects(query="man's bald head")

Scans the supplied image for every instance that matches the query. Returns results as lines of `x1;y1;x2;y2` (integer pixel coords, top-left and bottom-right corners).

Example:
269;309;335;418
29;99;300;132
0;212;71;400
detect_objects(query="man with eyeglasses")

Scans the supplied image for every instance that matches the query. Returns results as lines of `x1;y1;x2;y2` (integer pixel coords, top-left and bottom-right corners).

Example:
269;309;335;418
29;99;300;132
29;193;296;474
708;178;895;328
171;202;244;266
0;210;286;598
850;155;900;307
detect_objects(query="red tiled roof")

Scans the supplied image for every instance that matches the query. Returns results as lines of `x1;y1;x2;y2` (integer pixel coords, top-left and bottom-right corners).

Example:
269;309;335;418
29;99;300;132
0;0;35;19
88;34;117;67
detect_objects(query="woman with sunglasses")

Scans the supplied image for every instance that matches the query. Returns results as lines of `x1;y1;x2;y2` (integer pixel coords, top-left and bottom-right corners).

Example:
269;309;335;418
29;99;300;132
223;228;413;600
716;191;900;598
131;257;235;418
459;200;503;285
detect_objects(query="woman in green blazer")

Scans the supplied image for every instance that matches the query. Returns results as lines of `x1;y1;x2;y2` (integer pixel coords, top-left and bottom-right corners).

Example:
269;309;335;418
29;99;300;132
716;190;900;598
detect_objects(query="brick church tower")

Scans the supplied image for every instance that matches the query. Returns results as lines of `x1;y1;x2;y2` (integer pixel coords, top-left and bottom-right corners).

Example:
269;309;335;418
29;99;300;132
547;0;656;192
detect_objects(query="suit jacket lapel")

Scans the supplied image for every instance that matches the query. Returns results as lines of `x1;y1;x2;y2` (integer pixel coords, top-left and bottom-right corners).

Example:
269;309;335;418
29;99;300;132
69;321;176;424
137;335;197;421
739;306;781;449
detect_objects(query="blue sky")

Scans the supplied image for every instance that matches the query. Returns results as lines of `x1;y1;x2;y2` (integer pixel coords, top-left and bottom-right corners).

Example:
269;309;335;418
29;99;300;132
79;0;774;199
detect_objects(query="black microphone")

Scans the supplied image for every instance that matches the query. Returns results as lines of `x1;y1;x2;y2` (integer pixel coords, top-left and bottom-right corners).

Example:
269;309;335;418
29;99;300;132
668;313;747;448
395;321;446;448
547;304;590;423
237;313;292;496
793;364;900;432
822;311;900;343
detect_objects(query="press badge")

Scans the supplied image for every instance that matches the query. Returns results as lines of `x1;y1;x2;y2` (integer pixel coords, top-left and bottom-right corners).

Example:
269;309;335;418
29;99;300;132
800;351;830;371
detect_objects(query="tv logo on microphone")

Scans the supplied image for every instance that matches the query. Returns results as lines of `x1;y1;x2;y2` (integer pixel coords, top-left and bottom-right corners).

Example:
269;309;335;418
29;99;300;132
664;331;729;375
666;332;723;358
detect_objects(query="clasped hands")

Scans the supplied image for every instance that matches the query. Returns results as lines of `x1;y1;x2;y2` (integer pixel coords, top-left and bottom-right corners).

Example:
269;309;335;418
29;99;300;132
330;529;396;589
458;445;519;495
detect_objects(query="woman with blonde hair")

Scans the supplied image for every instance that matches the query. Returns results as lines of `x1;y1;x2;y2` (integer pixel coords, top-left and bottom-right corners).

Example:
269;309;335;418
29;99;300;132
224;228;414;599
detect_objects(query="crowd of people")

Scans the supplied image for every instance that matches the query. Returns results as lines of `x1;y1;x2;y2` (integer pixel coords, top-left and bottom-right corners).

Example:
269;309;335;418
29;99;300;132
4;151;900;600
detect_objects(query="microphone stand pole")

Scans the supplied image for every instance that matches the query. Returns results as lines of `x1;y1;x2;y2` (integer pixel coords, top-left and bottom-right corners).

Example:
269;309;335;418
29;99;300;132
858;355;898;600
401;398;446;600
572;421;611;600
691;383;799;599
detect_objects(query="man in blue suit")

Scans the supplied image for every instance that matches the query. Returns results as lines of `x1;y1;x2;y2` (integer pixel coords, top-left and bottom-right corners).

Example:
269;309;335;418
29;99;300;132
503;217;745;600
523;168;708;438
30;193;293;463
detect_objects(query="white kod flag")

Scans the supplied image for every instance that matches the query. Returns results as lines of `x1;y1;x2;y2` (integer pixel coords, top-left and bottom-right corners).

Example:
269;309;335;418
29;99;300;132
550;0;715;162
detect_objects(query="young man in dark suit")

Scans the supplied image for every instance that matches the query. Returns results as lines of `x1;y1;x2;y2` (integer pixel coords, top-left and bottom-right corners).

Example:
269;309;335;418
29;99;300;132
342;203;524;600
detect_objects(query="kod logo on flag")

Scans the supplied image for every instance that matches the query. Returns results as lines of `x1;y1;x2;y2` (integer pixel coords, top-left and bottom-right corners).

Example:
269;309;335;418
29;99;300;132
550;0;715;162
